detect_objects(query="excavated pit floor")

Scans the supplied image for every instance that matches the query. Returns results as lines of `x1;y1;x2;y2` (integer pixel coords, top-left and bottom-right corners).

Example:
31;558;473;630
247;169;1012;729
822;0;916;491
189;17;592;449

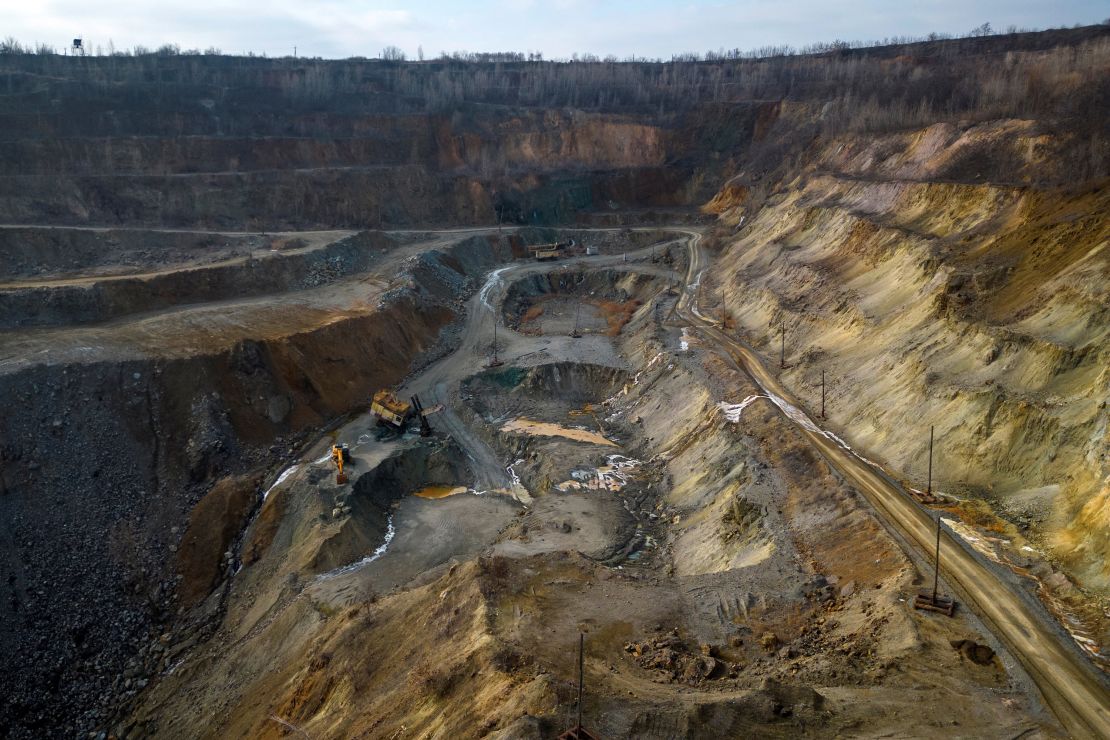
502;266;676;339
119;241;1067;739
459;361;646;563
308;439;521;599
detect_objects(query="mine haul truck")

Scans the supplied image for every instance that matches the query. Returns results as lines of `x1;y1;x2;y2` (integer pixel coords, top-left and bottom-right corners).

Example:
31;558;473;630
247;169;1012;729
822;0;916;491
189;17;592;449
529;240;574;261
371;390;412;428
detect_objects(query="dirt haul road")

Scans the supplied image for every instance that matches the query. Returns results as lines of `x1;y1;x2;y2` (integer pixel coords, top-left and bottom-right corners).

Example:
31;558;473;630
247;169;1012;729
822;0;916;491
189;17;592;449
0;227;520;372
674;230;1110;739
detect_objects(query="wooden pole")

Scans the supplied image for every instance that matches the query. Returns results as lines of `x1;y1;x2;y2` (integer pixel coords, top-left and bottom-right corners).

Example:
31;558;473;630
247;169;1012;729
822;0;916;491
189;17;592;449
780;322;785;369
821;370;826;419
576;632;584;731
927;425;934;496
489;319;500;366
932;516;941;603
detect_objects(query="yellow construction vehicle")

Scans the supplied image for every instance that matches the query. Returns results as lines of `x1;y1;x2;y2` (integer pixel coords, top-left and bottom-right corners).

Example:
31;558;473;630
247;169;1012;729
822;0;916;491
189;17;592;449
528;240;572;261
370;390;411;428
332;443;351;484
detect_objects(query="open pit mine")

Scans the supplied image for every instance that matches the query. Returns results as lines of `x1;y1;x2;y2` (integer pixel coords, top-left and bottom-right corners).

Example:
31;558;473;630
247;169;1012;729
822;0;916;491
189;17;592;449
1;25;1109;740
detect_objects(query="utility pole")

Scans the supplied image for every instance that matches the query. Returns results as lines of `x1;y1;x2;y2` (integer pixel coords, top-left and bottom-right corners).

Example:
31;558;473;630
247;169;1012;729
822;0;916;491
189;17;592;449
932;516;942;604
912;426;955;616
293;45;297;58
559;632;598;738
487;319;504;368
820;369;826;419
913;512;956;616
927;425;934;496
780;322;786;369
576;633;584;732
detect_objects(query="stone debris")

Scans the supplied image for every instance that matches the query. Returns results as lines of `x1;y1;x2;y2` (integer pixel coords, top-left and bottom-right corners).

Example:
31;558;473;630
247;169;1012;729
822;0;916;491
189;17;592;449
624;632;727;685
950;639;996;666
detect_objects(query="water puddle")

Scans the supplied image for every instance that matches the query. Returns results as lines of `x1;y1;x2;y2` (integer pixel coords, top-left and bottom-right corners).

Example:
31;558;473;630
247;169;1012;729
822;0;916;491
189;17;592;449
501;418;616;446
412;483;518;501
413;485;470;499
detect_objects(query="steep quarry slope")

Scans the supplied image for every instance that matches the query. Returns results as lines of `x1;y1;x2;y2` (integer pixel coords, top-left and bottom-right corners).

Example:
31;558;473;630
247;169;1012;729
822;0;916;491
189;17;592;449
0;229;516;735
5;25;1106;231
0;59;702;228
708;122;1109;630
124;255;1058;738
2;24;1109;738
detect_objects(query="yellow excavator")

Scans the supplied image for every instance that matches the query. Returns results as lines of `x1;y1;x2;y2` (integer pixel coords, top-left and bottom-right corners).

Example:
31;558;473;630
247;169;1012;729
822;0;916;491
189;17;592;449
370;390;412;428
332;443;351;484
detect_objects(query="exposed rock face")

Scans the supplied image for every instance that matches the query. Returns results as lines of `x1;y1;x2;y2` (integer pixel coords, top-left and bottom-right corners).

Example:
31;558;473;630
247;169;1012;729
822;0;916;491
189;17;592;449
0;97;691;229
0;25;1107;739
176;474;261;608
0;236;496;737
710;124;1110;595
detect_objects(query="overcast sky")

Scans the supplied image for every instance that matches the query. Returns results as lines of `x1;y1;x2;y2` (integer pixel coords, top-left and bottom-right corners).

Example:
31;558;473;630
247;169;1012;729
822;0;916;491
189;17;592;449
4;0;1107;59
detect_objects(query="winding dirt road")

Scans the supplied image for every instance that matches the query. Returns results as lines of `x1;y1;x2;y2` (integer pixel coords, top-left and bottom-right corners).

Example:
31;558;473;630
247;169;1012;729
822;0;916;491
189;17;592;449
404;236;681;493
674;229;1110;739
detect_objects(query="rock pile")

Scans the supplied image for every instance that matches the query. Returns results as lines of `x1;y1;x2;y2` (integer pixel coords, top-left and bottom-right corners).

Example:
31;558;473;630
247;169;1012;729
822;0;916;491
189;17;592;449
950;639;996;666
624;631;734;684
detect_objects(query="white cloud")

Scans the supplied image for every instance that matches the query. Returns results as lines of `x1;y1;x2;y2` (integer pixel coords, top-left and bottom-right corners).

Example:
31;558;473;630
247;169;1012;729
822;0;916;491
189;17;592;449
0;0;1105;58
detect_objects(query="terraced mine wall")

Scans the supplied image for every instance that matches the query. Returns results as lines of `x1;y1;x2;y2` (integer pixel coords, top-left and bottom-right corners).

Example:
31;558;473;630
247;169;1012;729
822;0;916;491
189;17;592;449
0;234;504;735
707;123;1110;599
0;25;1100;231
0;231;395;328
1;24;1109;736
0;88;708;228
1;28;1106;234
0;227;275;279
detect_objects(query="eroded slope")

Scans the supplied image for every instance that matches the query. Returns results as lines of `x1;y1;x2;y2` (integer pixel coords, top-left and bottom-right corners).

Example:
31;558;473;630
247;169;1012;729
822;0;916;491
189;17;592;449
706;122;1109;653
